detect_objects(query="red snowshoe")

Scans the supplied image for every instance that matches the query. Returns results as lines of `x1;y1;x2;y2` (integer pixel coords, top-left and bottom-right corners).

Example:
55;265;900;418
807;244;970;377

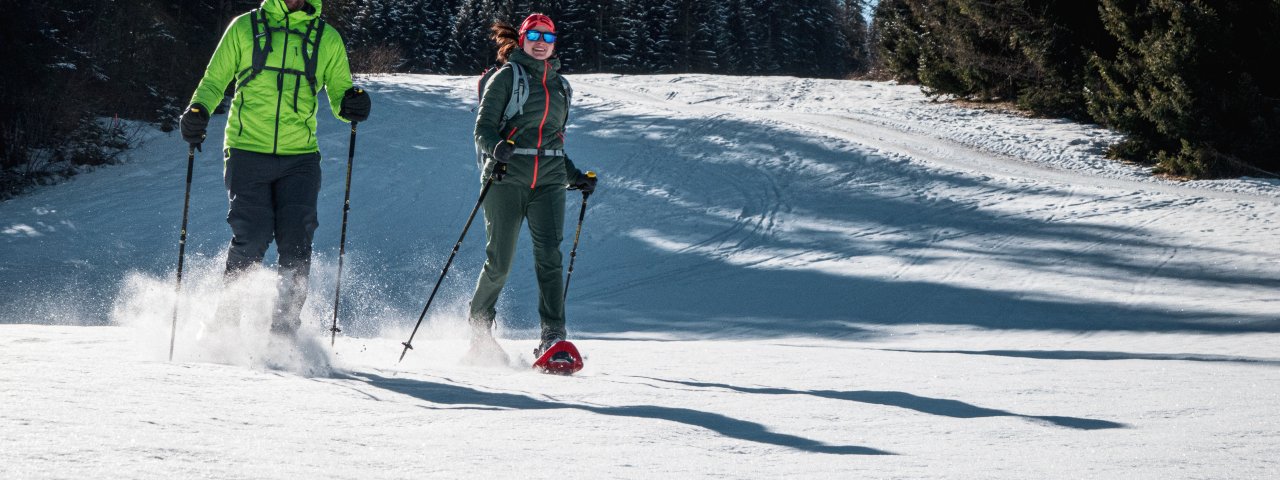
532;340;583;375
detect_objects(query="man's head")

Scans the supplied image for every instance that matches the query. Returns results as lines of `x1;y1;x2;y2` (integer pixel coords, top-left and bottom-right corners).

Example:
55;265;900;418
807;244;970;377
283;0;305;12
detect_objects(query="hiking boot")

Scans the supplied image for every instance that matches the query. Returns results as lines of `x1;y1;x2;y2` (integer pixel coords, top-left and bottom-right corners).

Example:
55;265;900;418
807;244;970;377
534;335;564;358
463;332;510;367
270;308;300;337
199;301;242;341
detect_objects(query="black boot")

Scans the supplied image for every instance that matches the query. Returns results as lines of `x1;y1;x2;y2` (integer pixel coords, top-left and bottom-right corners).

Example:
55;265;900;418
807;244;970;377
271;272;308;336
464;316;509;366
534;335;565;358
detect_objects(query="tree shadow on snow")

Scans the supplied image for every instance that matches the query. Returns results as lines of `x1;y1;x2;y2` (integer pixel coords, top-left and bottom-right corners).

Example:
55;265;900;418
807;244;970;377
354;371;894;455
635;377;1126;431
15;77;1275;340
552;95;1280;338
875;348;1280;366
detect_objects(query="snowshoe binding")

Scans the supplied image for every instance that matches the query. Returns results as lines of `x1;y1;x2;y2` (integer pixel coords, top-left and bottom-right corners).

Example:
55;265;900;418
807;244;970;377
532;337;583;375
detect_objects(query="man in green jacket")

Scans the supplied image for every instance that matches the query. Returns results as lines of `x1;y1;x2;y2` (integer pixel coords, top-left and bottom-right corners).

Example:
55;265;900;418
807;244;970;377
179;0;370;336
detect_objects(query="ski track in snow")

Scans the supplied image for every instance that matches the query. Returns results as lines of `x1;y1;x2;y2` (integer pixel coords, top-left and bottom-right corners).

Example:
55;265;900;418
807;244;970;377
2;74;1279;478
566;74;1278;332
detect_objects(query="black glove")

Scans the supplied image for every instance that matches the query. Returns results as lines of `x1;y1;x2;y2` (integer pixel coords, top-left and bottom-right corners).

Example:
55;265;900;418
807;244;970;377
492;139;515;163
490;159;508;182
340;87;370;122
570;171;597;193
179;104;209;147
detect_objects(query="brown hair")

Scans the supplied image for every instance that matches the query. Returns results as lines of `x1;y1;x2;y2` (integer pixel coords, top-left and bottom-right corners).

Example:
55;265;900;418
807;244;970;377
490;21;519;63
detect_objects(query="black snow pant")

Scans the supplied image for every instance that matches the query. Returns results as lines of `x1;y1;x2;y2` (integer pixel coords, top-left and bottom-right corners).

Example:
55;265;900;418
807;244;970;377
220;147;322;333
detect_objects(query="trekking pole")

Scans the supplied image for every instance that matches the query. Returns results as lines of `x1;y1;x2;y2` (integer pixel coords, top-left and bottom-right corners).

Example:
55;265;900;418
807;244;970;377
330;122;357;347
563;172;595;302
399;174;497;362
169;144;198;361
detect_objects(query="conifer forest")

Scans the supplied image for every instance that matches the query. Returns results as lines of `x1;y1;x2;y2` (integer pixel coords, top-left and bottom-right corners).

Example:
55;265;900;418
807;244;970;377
2;0;1276;198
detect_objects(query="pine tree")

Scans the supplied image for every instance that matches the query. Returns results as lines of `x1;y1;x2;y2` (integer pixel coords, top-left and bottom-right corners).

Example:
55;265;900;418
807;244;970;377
1088;0;1280;177
694;1;731;72
391;0;459;72
514;0;565;16
708;1;740;73
611;1;643;72
652;0;724;73
836;0;870;75
725;0;765;74
775;0;848;77
448;0;504;73
870;0;921;81
560;0;616;72
616;0;676;73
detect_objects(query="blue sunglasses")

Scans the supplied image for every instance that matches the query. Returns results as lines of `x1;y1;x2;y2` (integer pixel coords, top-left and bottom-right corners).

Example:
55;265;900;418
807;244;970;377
525;30;557;44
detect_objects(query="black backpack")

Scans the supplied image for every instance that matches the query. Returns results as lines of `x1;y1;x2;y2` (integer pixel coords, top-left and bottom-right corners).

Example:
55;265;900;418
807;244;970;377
235;9;325;110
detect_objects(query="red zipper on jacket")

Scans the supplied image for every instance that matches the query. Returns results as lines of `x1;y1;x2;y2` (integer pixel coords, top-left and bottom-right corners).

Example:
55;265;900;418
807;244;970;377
531;60;552;189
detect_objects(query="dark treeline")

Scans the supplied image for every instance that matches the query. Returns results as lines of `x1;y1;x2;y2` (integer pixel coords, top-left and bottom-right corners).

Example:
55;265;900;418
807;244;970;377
0;0;868;198
325;0;869;77
7;0;1271;196
0;0;263;198
871;0;1280;178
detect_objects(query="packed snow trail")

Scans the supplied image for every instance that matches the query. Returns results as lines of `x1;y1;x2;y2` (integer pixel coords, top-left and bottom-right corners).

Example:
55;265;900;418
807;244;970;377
2;75;1279;478
3;74;1276;336
562;74;1279;336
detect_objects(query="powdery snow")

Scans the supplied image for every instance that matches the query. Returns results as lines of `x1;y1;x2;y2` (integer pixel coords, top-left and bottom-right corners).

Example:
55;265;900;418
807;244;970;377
2;74;1278;479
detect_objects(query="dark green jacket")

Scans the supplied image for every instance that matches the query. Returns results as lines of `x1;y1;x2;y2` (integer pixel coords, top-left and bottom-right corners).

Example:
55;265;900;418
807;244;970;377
475;50;583;188
190;0;354;156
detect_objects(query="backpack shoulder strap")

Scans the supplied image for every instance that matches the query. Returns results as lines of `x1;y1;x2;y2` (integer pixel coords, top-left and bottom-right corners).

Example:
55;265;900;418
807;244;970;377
560;76;572;125
235;10;322;94
299;17;325;96
236;9;271;89
477;66;496;102
504;62;530;122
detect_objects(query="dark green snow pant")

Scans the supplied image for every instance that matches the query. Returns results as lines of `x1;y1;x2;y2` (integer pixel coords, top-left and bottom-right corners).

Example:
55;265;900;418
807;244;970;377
469;181;567;342
221;148;322;332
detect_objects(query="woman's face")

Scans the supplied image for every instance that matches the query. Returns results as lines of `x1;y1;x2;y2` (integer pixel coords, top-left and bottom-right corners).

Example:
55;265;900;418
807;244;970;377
522;29;555;61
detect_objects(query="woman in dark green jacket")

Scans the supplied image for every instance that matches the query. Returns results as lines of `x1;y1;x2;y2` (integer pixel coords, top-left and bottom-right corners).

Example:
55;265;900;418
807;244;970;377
470;13;596;361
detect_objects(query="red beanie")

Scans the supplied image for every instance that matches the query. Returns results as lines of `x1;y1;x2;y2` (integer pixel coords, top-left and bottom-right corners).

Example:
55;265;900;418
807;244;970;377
517;14;556;46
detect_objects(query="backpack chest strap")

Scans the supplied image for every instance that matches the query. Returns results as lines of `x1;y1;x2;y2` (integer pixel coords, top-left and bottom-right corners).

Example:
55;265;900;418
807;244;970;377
235;9;324;96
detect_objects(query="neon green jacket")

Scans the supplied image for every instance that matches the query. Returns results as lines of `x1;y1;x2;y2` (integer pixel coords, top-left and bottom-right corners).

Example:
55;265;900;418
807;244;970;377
189;0;353;156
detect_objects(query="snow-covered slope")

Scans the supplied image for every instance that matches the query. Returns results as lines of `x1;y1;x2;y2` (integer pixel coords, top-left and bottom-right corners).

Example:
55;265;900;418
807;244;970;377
2;75;1278;478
